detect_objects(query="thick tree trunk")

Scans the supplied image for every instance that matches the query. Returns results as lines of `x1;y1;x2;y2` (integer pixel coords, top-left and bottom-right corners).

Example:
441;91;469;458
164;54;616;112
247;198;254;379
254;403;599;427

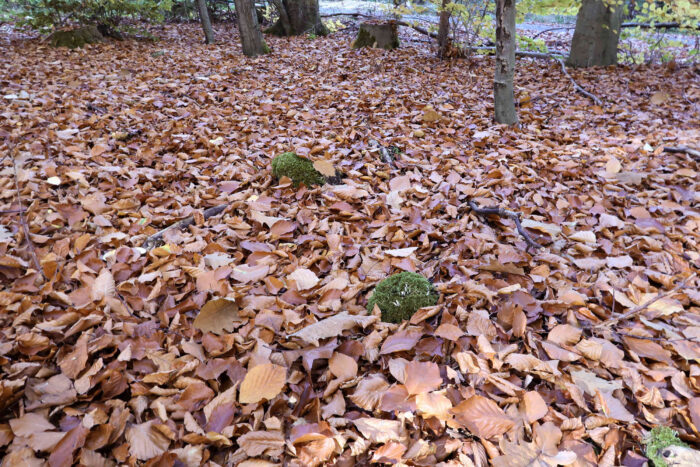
494;0;517;125
234;0;269;57
436;0;451;58
267;0;328;36
196;0;215;44
567;0;623;67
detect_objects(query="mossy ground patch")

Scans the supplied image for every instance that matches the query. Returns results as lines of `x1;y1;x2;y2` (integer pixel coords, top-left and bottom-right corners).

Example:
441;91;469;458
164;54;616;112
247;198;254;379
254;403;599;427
367;271;438;323
271;152;325;187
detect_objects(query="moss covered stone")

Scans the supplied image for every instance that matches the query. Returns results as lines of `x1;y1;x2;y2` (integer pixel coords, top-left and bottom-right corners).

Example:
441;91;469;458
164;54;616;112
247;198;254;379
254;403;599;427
271;152;325;187
645;426;688;467
367;271;438;323
49;25;104;48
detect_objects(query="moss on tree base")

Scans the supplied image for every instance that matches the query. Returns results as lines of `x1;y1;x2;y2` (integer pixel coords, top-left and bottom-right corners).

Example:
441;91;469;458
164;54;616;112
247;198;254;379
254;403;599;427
367;271;438;323
49;25;104;48
271;152;325;187
645;427;688;467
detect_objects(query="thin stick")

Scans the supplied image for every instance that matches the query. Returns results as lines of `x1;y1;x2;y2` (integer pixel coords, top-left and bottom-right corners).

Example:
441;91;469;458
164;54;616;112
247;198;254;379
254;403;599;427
10;144;46;279
468;200;542;250
664;146;700;161
141;203;229;251
595;273;696;329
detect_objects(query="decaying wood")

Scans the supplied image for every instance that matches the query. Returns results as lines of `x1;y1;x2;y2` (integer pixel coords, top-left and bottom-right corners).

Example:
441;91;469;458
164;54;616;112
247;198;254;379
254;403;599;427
595;273;696;329
468;200;543;250
142;203;229;251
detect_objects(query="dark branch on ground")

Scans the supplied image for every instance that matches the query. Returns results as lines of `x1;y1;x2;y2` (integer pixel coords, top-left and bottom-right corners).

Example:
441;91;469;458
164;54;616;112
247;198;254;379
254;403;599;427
467;200;543;250
142;203;229;251
664;146;700;161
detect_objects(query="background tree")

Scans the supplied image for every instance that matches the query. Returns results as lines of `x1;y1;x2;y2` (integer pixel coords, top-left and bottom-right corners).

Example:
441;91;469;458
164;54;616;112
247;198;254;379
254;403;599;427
266;0;328;36
234;0;269;56
567;0;623;67
436;0;451;58
494;0;517;124
196;0;215;44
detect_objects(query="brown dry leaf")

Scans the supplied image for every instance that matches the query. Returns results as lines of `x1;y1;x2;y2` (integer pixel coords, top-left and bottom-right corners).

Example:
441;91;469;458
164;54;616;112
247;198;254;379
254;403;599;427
239;363;286;404
288;267;320;291
404;360;442;395
125;420;170;461
353;418;404;444
193;297;243;335
289;311;378;346
329;352;358;381
91;268;115;301
350;374;389;410
237;430;285;456
451;395;515;439
313;159;336;177
522;391;548;423
59;333;89;379
10;412;55;437
232;263;269;283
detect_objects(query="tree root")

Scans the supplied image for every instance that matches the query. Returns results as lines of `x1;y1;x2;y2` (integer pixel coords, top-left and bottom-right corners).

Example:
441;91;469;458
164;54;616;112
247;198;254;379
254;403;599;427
468;200;543;250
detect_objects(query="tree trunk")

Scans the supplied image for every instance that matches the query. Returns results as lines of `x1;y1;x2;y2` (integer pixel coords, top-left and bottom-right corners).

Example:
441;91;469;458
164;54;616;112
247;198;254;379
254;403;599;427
567;0;623;67
494;0;517;125
267;0;328;36
196;0;215;44
436;0;451;58
234;0;269;57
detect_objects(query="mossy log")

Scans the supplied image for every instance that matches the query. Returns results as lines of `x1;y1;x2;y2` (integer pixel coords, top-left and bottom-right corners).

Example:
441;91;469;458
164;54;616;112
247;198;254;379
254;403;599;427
49;25;104;48
352;22;399;50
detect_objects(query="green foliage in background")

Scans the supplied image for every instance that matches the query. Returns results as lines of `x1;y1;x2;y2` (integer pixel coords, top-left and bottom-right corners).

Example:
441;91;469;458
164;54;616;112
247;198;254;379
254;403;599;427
11;0;172;31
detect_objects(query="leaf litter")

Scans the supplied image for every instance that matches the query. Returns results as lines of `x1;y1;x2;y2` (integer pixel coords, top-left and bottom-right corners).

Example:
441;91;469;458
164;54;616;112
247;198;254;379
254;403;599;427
0;22;699;466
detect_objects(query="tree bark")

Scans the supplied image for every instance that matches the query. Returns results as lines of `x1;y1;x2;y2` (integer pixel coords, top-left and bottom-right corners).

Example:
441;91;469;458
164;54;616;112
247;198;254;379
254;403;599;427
436;0;451;58
267;0;328;36
234;0;268;57
567;0;623;67
494;0;517;125
196;0;215;44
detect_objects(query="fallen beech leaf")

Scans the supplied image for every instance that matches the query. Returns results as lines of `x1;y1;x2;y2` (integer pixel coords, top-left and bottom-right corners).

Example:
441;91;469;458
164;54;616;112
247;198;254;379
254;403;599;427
313;159;336;177
289;311;378;346
522;391;548;423
353;418;403;443
384;247;417;257
451;395;515;439
232;263;269;283
194;298;243;335
125;420;170;461
237;430;285;456
288;267;320;290
239;363;286;404
329;352;358;381
404;360;442;395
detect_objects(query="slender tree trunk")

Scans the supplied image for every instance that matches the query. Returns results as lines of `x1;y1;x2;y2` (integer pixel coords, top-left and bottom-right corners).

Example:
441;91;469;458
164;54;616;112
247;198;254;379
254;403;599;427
494;0;517;125
234;0;268;57
567;0;622;67
267;0;328;36
436;0;451;58
196;0;215;44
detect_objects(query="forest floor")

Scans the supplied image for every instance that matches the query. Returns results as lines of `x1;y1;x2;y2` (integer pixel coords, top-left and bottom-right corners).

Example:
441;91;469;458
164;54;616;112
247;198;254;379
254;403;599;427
0;22;699;466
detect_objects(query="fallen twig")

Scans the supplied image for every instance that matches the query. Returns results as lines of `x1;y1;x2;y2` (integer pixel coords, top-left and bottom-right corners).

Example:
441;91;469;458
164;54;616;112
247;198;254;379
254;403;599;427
595;273;696;329
141;203;229;251
8;140;45;280
468;200;543;250
664;146;700;161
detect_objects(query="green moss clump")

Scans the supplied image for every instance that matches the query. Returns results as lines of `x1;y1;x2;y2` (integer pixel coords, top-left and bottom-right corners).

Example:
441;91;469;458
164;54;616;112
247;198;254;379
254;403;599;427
49;25;104;48
271;152;325;187
367;271;438;323
645;426;688;467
